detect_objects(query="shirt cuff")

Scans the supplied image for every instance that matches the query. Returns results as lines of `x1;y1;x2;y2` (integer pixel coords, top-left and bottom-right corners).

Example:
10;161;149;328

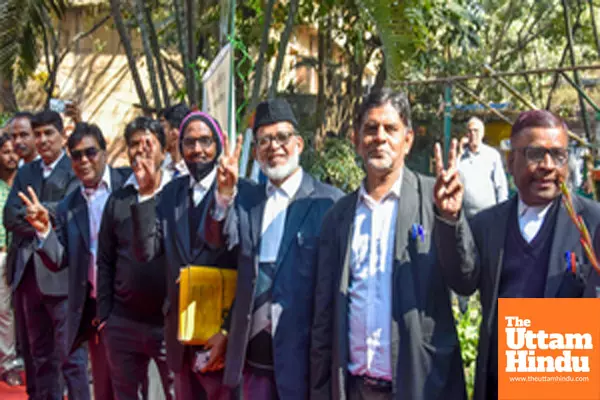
138;193;155;203
36;225;51;248
212;187;237;222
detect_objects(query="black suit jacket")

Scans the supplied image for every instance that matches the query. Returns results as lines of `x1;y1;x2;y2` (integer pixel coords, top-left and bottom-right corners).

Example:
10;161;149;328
311;169;466;400
434;195;600;400
4;154;79;295
36;167;131;353
219;171;343;399
130;175;238;373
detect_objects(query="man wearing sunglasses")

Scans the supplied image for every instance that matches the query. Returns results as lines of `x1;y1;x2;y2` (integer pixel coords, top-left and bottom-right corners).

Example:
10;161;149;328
19;122;131;400
434;109;600;400
205;98;344;400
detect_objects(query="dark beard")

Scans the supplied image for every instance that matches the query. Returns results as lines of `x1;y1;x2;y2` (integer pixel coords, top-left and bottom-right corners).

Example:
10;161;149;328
185;160;216;182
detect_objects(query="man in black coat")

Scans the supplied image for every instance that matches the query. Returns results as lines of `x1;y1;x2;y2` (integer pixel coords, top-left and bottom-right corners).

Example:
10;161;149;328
96;117;174;400
5;110;87;399
131;111;240;400
21;122;131;400
433;110;600;400
311;89;466;400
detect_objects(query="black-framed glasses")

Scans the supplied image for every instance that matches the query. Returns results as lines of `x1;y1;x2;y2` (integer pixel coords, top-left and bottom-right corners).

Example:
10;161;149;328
182;136;214;149
515;146;568;167
255;131;294;149
71;147;100;162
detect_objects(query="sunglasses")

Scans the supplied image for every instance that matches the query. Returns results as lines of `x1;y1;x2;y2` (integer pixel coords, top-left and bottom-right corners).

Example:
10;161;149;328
71;147;100;162
255;131;294;149
514;146;568;167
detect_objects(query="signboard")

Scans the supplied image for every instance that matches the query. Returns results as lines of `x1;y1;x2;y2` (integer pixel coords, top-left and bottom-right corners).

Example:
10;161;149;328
202;43;235;150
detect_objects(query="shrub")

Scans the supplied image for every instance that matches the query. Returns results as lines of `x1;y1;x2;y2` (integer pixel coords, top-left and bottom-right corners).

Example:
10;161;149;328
301;137;365;193
453;292;482;399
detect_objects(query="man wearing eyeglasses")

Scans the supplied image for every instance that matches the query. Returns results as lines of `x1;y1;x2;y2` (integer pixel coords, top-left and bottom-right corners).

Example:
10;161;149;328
433;109;600;400
129;111;243;399
19;122;131;400
458;117;508;219
204;98;343;399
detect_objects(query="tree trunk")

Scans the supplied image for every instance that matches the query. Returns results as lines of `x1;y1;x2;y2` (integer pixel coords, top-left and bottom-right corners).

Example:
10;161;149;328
144;3;170;108
268;0;299;99
247;0;276;120
314;15;329;150
588;0;600;56
186;0;198;105
109;0;149;112
134;0;162;111
0;75;18;113
174;0;194;106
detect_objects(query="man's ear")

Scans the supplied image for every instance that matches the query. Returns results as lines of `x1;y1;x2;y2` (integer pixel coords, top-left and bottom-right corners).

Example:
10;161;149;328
507;151;515;176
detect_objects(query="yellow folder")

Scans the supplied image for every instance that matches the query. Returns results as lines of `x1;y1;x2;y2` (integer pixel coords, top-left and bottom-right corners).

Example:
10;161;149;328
178;265;237;345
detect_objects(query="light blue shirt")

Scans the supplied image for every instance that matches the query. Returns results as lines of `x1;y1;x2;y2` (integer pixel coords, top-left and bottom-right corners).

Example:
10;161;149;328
347;171;402;381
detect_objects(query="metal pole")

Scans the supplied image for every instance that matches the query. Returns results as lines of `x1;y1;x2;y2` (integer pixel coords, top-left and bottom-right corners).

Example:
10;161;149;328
394;64;600;86
483;65;539;110
559;72;600;113
561;0;592;140
443;85;452;163
455;82;513;124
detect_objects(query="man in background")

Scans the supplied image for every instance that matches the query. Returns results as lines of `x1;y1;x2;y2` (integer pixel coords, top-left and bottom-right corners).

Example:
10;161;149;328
0;134;22;386
160;103;190;177
8;112;38;166
458;117;508;218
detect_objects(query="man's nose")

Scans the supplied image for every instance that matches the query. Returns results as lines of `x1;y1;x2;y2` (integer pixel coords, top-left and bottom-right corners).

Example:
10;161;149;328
539;152;556;169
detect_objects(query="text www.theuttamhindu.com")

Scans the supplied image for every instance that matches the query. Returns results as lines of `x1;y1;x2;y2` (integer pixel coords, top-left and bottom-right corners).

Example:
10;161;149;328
508;375;590;383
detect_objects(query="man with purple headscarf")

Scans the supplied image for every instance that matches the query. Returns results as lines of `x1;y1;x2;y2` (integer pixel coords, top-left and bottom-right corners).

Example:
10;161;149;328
130;111;243;399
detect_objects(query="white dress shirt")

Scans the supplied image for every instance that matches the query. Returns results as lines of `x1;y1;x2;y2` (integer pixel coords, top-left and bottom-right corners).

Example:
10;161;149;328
18;154;40;168
517;197;553;243
82;167;112;298
189;168;216;206
41;151;66;178
258;169;303;263
348;171;403;381
125;169;173;202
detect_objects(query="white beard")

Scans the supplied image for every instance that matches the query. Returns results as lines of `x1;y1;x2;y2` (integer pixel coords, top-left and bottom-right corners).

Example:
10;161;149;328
259;146;300;182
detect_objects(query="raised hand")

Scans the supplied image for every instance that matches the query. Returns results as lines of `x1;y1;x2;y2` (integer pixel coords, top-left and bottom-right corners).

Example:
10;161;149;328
18;186;50;233
433;138;463;221
217;134;243;198
133;136;160;196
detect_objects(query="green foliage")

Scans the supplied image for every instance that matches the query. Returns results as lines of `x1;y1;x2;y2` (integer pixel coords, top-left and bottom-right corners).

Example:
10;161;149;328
453;292;482;399
302;137;364;193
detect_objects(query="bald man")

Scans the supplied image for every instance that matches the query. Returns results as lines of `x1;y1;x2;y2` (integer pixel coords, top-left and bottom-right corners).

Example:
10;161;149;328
458;117;508;218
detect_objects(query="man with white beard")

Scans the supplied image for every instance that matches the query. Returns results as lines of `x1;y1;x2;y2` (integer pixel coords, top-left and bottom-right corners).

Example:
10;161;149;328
206;98;344;400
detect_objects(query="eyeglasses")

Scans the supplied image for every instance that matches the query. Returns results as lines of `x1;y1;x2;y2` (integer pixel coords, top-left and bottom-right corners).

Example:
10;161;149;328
255;131;294;149
71;147;100;162
182;136;214;149
515;146;568;167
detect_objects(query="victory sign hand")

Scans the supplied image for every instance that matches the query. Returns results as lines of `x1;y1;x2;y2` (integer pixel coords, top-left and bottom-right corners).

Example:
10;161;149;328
217;134;243;198
433;138;464;221
18;186;50;233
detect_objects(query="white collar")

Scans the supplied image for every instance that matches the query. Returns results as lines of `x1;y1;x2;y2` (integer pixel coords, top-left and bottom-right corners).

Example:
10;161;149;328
358;168;403;202
41;151;66;172
81;166;112;194
266;168;304;198
189;167;217;190
125;169;171;192
517;196;553;219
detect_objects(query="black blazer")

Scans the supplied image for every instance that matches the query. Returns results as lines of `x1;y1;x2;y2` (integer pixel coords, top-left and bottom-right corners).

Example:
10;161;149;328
311;169;466;400
434;194;600;400
37;167;131;353
130;175;238;373
4;155;79;295
220;172;343;399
